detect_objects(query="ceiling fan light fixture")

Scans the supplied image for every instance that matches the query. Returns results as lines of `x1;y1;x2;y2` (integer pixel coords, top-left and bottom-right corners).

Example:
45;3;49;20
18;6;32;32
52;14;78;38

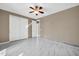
34;11;39;14
29;5;44;16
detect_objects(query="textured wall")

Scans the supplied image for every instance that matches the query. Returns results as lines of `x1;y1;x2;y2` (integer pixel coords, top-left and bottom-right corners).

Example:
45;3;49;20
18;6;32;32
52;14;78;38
40;6;79;45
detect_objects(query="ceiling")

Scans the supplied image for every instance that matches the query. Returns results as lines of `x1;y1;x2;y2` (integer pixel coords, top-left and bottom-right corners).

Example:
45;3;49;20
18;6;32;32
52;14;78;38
0;3;79;19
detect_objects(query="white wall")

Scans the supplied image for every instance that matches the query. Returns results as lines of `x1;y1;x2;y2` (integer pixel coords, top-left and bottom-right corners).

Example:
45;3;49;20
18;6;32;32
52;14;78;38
9;15;28;41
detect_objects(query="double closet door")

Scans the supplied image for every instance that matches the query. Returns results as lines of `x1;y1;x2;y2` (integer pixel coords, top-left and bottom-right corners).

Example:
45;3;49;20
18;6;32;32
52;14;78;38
9;15;28;41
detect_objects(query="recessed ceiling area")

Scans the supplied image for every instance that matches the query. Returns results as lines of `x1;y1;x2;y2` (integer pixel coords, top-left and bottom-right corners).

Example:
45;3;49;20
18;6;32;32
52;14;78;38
0;3;79;19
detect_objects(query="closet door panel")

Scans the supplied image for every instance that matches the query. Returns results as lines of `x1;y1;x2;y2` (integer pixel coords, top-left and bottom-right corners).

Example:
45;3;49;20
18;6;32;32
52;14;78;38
9;15;28;41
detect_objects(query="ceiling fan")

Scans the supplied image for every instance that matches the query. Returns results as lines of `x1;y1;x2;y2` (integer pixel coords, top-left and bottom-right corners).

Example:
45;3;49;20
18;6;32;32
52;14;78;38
29;6;44;16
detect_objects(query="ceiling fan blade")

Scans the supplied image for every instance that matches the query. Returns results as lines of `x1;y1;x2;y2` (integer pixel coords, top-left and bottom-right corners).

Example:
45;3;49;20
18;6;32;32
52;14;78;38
36;14;38;16
29;7;34;10
39;6;43;10
29;11;34;13
35;6;38;9
39;11;44;14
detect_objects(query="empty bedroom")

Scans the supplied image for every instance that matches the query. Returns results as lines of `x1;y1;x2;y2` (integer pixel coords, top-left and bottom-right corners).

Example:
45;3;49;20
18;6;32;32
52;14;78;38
0;3;79;56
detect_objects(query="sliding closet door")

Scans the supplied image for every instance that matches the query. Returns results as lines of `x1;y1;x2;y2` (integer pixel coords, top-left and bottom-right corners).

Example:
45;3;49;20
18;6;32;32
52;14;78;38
9;15;28;41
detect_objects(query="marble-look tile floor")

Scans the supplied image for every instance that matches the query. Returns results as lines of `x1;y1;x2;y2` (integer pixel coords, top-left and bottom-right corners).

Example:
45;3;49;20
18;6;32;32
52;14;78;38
0;38;79;56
